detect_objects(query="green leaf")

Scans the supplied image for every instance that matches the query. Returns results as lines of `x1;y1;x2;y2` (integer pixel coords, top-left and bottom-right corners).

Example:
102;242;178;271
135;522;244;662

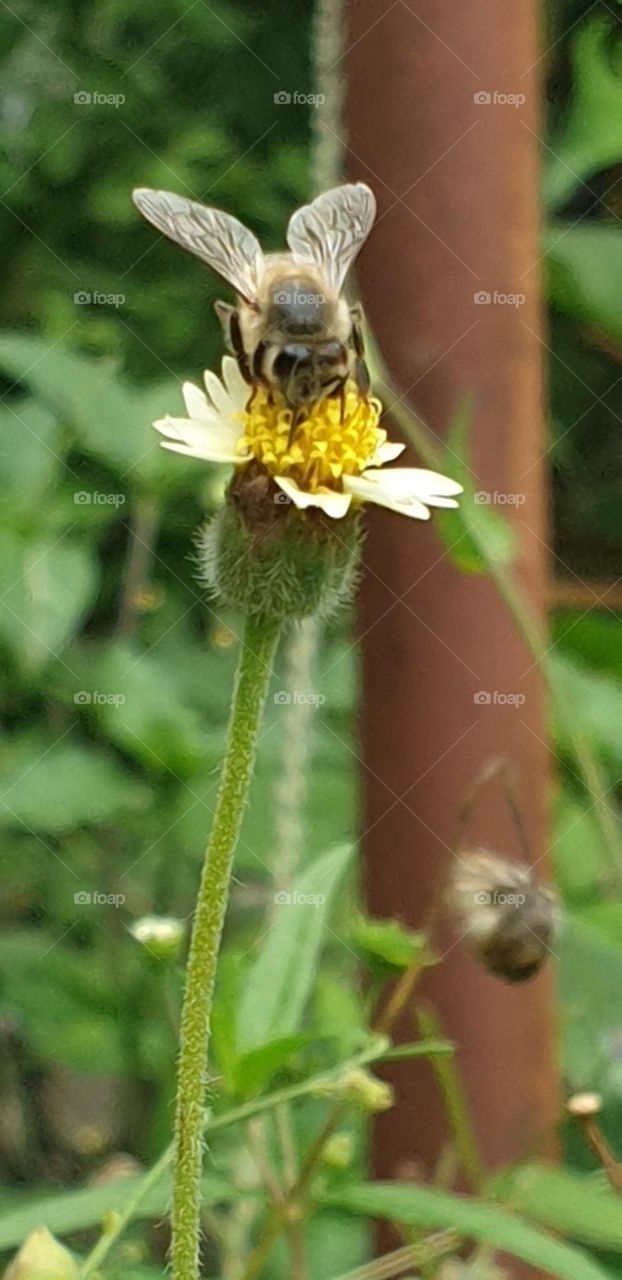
436;400;518;575
237;843;354;1052
232;1035;312;1098
554;790;610;902
0;737;147;833
0;1172;234;1251
492;1162;622;1252
546;225;622;343
0;399;60;513
325;1182;610;1280
0;533;98;672
351;915;426;976
544;20;622;209
559;914;622;1092
552;653;622;770
0;333;175;483
68;641;215;777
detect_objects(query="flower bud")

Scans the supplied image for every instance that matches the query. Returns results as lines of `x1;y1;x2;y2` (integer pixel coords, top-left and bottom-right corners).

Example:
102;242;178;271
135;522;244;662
448;849;560;983
321;1132;355;1169
4;1228;79;1279
313;1067;394;1113
130;914;185;962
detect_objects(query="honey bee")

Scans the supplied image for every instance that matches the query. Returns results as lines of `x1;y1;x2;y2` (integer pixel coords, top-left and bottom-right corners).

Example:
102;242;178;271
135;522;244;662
132;183;376;431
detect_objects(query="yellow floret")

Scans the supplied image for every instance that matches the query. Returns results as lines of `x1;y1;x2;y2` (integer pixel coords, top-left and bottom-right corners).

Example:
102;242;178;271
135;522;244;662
236;384;384;493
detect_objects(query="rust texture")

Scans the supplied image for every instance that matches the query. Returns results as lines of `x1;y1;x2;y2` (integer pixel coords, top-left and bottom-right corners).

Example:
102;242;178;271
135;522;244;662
345;0;558;1256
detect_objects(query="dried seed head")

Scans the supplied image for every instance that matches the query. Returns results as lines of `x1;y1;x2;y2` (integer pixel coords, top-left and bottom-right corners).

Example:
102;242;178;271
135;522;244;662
448;849;560;983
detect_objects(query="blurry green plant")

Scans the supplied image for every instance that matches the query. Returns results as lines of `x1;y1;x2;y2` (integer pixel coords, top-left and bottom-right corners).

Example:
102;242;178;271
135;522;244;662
3;0;622;1277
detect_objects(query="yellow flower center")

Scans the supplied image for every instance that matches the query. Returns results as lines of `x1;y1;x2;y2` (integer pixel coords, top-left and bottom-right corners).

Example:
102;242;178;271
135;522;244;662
236;383;384;493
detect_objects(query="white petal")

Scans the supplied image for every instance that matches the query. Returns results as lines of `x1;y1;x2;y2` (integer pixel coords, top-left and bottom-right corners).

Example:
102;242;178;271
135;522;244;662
274;475;352;519
183;381;211;419
365;467;462;499
343;474;431;520
221;355;249;408
204;368;235;415
154;415;244;463
161;440;243;463
372;440;406;464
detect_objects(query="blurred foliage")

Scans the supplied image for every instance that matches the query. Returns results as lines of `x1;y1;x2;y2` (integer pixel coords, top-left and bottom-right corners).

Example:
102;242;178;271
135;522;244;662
1;0;622;1276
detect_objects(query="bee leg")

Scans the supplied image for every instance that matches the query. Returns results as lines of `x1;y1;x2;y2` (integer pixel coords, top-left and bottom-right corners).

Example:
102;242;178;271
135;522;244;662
245;384;259;413
215;301;253;387
354;357;371;399
350;304;366;358
287;408;302;448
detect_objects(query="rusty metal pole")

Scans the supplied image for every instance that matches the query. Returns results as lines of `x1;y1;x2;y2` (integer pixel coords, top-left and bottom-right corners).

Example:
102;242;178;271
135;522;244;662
345;0;557;1236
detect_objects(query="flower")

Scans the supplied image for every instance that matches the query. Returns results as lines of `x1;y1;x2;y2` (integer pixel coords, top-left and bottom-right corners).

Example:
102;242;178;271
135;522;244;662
130;914;185;962
154;357;462;521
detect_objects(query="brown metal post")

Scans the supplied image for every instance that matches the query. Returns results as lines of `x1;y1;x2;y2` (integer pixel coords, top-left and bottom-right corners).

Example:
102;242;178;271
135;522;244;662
345;0;557;1245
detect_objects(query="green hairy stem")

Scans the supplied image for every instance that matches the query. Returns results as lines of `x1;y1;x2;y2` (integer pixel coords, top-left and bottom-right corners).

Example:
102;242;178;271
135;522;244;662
171;613;281;1280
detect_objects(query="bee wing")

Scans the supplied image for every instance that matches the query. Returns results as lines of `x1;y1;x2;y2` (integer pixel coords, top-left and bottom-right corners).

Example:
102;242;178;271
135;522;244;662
132;188;264;302
286;182;376;292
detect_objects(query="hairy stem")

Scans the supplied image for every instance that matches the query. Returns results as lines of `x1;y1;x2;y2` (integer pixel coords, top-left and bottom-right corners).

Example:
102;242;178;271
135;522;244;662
171;613;281;1280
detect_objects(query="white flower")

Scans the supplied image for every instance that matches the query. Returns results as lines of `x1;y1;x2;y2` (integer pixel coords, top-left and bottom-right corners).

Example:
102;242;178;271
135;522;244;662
154;356;462;521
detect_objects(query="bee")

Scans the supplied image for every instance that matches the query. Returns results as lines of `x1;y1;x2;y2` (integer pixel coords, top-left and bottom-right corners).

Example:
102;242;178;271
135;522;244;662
131;183;373;430
132;183;375;434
